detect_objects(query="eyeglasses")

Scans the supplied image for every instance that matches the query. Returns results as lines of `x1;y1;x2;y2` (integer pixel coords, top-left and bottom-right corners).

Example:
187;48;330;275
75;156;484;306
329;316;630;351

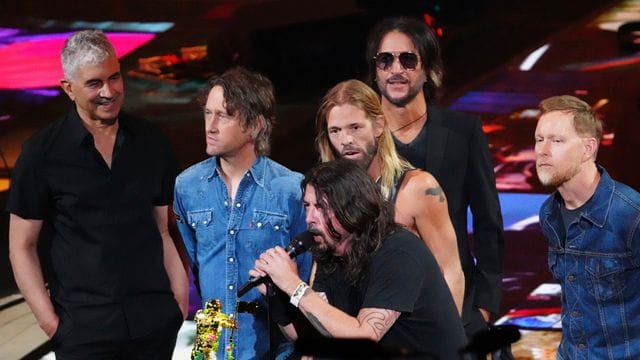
373;52;420;71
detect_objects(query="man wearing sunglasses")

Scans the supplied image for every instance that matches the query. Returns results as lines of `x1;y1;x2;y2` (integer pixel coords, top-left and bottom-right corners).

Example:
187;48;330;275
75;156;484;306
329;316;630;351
366;16;504;343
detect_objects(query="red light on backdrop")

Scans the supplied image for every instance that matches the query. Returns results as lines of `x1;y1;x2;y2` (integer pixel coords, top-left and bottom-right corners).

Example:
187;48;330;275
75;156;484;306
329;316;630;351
0;32;155;90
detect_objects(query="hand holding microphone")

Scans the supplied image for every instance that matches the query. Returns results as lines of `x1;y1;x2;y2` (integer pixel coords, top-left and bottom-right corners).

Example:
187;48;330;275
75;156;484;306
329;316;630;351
239;231;314;297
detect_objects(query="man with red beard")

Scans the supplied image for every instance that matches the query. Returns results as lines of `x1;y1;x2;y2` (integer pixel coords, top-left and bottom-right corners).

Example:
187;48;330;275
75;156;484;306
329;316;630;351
250;160;466;358
366;17;504;340
7;30;188;358
315;79;463;314
535;95;640;359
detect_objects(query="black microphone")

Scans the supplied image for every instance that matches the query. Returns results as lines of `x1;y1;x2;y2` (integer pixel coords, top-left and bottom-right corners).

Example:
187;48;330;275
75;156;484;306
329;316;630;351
237;230;315;297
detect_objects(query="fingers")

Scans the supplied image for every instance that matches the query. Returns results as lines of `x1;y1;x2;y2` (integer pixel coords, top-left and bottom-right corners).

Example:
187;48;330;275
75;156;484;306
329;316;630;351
249;268;262;278
253;258;268;277
254;246;294;275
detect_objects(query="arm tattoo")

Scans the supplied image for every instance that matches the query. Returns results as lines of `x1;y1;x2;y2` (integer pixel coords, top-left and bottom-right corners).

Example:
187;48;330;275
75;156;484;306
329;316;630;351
425;186;445;202
359;309;399;340
306;312;332;337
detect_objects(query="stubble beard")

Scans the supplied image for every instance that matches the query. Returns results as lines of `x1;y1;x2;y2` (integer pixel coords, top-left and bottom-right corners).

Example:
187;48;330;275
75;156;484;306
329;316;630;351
537;162;581;188
377;74;426;108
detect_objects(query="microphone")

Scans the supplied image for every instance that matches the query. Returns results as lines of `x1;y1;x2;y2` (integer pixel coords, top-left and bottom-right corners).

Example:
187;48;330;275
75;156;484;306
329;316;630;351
237;230;315;297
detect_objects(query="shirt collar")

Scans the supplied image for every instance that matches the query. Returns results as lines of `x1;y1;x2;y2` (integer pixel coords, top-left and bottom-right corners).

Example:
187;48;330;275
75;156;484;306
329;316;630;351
66;107;91;147
207;155;266;188
550;165;613;228
65;107;133;147
579;165;614;228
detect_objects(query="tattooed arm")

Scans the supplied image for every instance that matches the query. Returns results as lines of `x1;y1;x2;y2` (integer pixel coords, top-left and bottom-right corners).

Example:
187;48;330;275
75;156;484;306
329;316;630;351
396;170;464;314
297;287;401;341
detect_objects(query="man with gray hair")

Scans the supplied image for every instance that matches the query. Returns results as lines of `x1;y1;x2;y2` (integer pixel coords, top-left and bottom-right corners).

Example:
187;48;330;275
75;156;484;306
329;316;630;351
7;30;188;358
535;95;640;359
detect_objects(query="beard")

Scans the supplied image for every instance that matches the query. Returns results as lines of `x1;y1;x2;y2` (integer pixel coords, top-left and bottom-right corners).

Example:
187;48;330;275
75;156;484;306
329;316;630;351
340;140;378;170
537;162;581;187
356;141;378;170
308;227;336;261
377;73;426;107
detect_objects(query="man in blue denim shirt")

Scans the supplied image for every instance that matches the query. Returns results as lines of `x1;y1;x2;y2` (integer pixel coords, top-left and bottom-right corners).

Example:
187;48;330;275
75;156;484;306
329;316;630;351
174;67;312;359
535;95;640;359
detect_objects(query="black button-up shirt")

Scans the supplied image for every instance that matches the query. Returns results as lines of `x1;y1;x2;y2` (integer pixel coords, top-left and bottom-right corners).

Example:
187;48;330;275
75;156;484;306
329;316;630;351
7;107;180;338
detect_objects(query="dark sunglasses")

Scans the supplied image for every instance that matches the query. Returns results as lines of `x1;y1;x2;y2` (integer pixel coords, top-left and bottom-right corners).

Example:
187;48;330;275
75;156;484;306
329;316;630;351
373;52;420;71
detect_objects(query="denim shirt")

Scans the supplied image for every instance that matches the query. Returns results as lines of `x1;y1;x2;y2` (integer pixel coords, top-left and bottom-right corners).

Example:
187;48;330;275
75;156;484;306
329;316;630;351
174;155;312;359
540;166;640;360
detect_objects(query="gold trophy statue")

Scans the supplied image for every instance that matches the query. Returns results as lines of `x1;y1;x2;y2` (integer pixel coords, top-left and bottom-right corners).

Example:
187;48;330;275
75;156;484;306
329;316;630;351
191;299;239;360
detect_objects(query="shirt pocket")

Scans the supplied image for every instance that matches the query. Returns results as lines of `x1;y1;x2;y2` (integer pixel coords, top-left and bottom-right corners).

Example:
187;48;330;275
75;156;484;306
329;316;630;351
585;257;627;302
186;209;213;240
245;210;289;255
187;210;215;253
187;209;213;229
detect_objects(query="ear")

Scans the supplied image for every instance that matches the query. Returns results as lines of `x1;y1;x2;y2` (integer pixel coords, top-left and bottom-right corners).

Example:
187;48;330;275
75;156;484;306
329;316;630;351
60;80;75;101
373;115;385;138
582;137;598;161
249;115;266;139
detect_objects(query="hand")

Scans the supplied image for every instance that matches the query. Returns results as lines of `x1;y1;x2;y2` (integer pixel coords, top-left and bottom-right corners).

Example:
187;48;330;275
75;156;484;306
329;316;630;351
255;246;301;295
479;307;491;323
177;297;188;319
248;268;268;296
40;314;60;338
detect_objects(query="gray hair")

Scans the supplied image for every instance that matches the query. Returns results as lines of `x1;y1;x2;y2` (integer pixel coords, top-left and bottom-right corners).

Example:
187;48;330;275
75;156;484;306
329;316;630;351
61;30;116;81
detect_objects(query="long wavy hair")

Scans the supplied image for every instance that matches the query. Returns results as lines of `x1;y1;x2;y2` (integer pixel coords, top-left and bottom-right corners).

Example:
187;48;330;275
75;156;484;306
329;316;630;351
302;159;396;284
316;79;413;200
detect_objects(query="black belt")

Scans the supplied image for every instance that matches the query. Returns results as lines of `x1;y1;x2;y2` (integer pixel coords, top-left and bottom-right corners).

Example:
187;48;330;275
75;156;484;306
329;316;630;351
237;301;259;314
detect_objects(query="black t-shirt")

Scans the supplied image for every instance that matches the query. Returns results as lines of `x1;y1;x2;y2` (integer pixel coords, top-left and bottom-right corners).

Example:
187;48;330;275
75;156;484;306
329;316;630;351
6;108;180;338
393;122;429;171
314;228;467;359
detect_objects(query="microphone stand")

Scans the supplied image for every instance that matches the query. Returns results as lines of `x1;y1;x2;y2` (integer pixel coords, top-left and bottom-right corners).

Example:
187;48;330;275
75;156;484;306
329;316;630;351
265;278;275;360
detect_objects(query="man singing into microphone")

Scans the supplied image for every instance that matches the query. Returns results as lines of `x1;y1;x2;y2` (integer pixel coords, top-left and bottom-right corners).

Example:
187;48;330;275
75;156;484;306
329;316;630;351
174;67;312;359
251;160;466;358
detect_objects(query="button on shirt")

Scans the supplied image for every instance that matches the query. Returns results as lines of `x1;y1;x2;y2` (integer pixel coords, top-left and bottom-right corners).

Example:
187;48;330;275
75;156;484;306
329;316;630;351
540;166;640;359
174;155;311;360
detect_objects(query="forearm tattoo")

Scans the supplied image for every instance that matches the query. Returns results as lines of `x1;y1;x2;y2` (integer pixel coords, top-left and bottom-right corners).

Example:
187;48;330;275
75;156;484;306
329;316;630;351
425;186;445;202
307;312;332;337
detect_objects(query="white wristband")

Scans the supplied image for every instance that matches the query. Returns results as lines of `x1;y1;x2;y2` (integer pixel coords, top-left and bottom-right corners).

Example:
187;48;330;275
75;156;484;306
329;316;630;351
290;282;310;307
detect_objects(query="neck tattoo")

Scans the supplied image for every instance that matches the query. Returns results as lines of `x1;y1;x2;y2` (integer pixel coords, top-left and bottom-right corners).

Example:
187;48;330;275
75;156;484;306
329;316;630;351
391;108;427;133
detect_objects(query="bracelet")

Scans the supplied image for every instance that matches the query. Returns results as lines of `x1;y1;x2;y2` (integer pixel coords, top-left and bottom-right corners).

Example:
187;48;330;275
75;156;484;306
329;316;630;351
290;282;310;307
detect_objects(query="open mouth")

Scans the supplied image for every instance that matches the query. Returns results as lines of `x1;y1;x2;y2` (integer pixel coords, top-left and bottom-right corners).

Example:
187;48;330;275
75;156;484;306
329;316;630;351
342;150;360;157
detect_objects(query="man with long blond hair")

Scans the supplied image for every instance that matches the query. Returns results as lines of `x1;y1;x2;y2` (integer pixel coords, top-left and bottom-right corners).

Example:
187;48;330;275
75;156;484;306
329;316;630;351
315;79;464;313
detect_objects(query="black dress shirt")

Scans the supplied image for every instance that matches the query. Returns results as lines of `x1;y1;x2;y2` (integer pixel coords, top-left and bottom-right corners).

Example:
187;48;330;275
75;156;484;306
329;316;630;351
7;107;181;339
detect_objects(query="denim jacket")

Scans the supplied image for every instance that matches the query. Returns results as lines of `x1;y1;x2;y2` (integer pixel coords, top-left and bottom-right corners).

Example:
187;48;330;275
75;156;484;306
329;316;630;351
174;155;312;359
540;166;640;360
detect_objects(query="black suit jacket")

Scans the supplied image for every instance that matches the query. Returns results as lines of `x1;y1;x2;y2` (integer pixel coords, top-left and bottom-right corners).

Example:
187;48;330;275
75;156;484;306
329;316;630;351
393;103;504;325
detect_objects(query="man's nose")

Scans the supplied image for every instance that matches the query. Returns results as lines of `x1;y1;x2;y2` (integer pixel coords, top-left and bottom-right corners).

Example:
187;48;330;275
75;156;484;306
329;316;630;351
99;82;115;98
535;141;549;157
205;115;219;132
390;56;404;73
339;132;353;145
305;207;318;225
